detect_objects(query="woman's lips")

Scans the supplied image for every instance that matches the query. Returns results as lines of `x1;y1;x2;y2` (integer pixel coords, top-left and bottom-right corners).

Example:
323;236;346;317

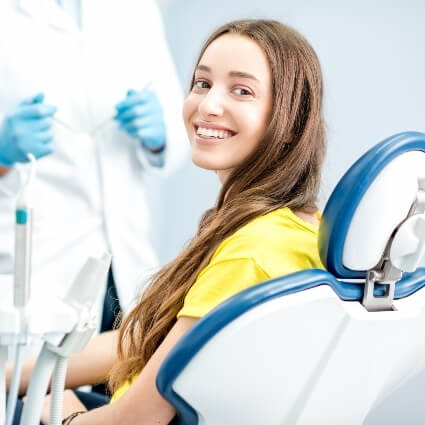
193;121;236;133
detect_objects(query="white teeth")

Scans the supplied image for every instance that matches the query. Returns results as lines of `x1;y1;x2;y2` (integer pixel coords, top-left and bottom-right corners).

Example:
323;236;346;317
196;127;233;139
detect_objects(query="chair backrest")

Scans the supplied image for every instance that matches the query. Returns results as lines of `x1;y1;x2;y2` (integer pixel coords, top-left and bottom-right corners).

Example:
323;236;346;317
157;132;425;425
320;131;425;278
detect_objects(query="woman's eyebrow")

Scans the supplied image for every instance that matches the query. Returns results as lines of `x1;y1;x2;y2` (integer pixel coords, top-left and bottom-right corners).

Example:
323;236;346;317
196;64;211;72
228;70;259;82
196;64;259;82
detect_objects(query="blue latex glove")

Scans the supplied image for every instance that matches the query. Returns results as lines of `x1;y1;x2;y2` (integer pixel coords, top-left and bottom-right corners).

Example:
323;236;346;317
115;89;166;152
0;93;57;166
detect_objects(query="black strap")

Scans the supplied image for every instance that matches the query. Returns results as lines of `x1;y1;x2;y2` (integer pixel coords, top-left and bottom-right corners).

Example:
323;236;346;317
62;411;85;425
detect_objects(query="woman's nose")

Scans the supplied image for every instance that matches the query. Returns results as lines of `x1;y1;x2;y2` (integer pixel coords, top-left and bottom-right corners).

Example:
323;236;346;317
198;88;224;117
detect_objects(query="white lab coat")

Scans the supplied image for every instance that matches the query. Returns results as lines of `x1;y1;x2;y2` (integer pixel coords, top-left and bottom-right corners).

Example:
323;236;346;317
0;0;187;316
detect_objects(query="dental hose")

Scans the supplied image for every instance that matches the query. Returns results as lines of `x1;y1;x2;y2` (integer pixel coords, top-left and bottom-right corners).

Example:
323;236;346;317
49;356;68;425
19;344;57;425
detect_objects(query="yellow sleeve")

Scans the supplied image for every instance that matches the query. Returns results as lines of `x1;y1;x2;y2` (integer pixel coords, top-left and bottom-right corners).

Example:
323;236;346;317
177;257;270;319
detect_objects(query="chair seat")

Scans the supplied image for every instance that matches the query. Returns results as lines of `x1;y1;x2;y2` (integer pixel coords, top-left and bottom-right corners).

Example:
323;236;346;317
158;268;425;425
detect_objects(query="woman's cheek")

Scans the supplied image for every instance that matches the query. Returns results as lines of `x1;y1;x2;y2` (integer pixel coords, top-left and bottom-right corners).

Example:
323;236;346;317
183;94;197;131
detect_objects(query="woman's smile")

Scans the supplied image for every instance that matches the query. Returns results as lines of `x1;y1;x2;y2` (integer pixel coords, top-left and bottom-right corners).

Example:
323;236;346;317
193;120;237;145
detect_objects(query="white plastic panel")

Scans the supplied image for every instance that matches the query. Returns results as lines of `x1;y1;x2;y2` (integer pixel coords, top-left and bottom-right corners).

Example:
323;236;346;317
343;151;425;271
390;214;425;271
172;286;425;425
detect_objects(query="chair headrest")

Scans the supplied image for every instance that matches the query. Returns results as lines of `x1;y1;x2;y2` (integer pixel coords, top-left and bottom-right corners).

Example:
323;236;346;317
319;131;425;279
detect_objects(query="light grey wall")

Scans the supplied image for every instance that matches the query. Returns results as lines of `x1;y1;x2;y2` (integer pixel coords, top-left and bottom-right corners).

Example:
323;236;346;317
152;0;425;265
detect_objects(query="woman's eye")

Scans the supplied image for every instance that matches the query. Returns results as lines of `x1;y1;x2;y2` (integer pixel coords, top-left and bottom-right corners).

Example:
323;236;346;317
233;87;253;96
194;80;210;89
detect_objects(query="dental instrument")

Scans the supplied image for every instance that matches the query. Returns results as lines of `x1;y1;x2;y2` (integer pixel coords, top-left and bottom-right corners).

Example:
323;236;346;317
5;153;37;425
20;254;111;425
0;150;111;425
52;116;78;133
14;153;36;308
53;81;153;137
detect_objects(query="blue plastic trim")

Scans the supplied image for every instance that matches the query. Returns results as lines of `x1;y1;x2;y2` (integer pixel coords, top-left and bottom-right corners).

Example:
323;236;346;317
15;209;28;225
319;131;425;278
157;267;425;425
394;268;425;298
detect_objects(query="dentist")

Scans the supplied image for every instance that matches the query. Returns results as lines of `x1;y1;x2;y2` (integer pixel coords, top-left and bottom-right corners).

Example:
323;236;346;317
0;0;186;349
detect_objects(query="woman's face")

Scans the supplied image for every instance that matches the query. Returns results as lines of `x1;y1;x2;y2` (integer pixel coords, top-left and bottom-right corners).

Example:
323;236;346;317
183;34;272;183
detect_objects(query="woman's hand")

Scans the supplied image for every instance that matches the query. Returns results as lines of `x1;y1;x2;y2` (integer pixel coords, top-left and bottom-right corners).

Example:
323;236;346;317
40;390;87;425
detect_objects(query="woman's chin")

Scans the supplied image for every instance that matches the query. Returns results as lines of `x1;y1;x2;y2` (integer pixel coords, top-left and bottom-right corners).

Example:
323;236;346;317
191;153;225;171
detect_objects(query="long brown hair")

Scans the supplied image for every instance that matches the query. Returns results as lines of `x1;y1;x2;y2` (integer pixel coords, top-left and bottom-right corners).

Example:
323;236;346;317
108;19;326;392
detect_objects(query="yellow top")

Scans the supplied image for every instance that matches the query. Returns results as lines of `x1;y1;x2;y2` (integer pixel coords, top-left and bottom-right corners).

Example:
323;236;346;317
178;207;323;318
111;207;323;402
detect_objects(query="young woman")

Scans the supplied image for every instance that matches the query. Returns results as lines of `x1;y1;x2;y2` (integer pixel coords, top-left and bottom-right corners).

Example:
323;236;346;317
14;18;326;424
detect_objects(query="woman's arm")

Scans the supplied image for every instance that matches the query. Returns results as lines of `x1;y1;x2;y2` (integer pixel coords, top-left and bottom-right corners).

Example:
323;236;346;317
64;329;119;389
72;317;197;425
8;330;119;395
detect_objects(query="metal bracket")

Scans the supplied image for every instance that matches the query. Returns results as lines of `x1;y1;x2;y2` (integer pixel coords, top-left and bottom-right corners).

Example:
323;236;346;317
362;196;420;312
362;261;402;311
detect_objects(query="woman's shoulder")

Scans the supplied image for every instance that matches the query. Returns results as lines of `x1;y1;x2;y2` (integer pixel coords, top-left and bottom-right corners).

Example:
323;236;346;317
211;207;320;264
239;207;319;235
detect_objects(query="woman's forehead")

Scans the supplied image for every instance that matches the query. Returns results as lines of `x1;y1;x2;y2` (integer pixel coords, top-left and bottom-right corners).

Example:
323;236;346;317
198;34;271;82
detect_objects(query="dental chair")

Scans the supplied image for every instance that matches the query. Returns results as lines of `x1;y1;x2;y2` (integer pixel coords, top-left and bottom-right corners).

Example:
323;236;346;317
156;131;425;425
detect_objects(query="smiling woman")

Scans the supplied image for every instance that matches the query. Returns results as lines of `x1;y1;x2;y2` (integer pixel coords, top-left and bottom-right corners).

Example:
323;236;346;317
107;19;325;423
16;19;326;425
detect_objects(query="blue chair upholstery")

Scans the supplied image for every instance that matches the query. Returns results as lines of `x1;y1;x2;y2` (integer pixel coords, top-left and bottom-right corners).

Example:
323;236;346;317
157;131;425;425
